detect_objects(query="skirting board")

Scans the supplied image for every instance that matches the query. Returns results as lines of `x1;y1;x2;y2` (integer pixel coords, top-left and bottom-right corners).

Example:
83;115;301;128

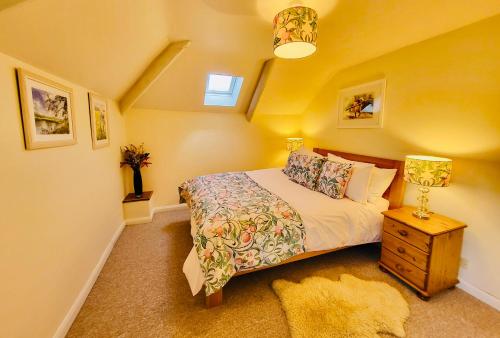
458;280;500;311
55;205;187;335
52;221;126;338
154;203;188;213
124;203;188;225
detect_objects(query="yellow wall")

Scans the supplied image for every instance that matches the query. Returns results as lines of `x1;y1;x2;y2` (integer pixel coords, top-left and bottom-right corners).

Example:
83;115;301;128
302;16;500;301
0;52;126;337
124;109;301;206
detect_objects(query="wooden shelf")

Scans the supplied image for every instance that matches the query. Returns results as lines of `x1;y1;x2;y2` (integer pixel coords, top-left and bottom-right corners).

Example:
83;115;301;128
122;191;153;203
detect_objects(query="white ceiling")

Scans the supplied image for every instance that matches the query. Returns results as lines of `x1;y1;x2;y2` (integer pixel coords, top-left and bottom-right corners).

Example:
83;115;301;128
0;0;499;115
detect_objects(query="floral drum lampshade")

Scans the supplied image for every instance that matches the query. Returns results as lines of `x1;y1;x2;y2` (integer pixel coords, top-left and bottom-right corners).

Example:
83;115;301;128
286;137;304;152
273;6;318;59
404;155;452;219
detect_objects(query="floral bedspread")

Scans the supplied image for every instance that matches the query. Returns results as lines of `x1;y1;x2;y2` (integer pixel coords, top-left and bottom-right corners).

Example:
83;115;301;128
179;172;306;295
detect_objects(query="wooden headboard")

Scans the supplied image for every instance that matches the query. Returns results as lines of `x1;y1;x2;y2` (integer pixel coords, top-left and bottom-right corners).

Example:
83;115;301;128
313;148;406;209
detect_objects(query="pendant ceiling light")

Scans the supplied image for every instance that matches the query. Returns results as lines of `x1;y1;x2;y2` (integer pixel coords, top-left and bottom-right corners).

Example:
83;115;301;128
273;6;318;59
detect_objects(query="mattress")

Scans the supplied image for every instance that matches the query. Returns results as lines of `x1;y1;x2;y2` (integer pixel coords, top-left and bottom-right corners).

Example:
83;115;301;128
183;168;388;296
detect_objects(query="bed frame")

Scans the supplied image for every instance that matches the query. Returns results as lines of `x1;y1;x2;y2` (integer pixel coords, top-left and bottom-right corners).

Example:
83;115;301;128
205;148;406;307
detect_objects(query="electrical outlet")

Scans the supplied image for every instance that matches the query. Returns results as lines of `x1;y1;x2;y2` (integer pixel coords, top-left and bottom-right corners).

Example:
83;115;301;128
460;257;468;269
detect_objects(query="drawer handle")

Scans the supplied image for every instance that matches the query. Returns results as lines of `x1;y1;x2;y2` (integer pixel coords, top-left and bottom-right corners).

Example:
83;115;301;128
395;263;405;271
397;247;406;254
398;229;408;237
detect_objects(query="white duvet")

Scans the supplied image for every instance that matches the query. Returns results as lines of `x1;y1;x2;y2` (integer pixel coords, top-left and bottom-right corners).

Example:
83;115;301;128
183;168;388;296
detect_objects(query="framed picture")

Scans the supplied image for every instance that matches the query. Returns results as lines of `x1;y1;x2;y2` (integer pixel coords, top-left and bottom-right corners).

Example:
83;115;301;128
337;79;386;128
88;93;110;149
17;68;76;149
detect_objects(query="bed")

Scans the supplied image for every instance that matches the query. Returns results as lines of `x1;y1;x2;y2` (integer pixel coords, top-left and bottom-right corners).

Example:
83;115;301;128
179;148;405;307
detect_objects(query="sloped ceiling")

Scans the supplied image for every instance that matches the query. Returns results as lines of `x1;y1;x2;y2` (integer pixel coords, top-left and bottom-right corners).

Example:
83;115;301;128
256;0;500;115
133;0;271;113
0;0;499;115
0;0;171;99
0;0;27;11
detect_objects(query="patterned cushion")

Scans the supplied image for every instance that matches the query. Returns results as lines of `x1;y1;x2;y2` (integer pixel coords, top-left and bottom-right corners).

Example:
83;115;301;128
283;152;326;190
316;160;353;199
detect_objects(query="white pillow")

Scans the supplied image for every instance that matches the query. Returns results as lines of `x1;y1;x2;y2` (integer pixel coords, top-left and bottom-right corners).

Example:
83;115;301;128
295;147;325;158
368;167;397;199
327;153;374;204
367;196;390;212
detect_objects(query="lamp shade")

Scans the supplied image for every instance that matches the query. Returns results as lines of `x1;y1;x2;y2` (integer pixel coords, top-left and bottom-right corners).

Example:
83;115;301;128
404;155;452;187
286;138;304;152
273;6;318;59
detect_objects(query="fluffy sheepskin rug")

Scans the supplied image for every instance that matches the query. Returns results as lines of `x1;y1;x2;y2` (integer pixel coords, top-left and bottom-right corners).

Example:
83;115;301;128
272;274;409;338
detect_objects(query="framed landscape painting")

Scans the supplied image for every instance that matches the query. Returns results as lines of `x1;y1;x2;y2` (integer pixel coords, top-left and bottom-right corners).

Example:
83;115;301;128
88;93;110;149
337;79;386;128
17;69;76;149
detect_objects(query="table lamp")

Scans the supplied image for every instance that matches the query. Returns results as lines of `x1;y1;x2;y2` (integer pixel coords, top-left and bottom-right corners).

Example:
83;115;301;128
404;155;452;219
286;138;304;152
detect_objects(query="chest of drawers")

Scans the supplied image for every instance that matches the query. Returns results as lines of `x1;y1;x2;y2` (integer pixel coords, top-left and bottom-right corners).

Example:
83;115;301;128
379;206;466;300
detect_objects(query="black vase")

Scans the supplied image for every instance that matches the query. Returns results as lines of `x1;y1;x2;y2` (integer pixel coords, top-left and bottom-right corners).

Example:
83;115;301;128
133;167;143;198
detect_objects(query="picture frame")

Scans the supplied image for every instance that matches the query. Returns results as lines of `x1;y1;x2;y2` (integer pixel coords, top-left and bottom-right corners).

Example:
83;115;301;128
16;68;76;149
337;79;386;128
88;93;110;149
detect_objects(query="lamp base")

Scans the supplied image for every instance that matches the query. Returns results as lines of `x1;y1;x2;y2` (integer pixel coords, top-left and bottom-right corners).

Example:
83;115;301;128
412;209;430;219
413;186;431;220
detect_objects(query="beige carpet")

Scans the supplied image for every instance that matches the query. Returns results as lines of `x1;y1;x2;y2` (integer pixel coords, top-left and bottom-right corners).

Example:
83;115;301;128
67;209;500;338
272;274;409;338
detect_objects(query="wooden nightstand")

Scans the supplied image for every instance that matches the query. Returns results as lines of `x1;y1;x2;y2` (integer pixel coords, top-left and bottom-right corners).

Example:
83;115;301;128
379;206;466;300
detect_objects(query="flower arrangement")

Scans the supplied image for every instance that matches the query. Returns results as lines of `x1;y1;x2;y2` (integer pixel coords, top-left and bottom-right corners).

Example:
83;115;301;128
120;143;151;198
120;143;151;170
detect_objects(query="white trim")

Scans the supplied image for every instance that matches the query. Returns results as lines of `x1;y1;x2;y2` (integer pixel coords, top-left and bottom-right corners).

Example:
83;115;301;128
124;215;154;225
458;279;500;311
53;204;187;336
153;203;188;213
53;221;125;338
124;203;188;225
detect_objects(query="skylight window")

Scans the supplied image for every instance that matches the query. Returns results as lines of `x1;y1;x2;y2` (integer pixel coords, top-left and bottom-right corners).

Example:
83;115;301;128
207;74;233;93
204;73;243;107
